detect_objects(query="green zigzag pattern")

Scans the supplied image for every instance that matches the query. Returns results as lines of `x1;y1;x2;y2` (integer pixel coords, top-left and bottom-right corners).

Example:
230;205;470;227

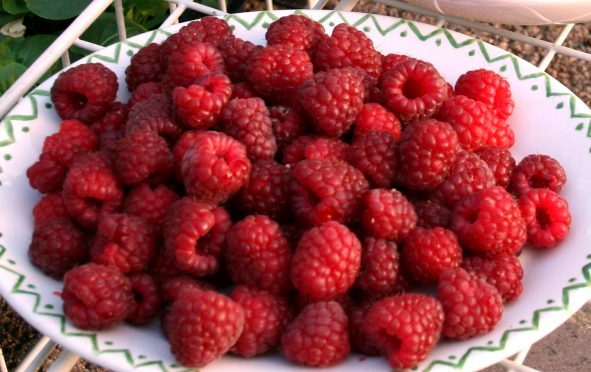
0;90;49;146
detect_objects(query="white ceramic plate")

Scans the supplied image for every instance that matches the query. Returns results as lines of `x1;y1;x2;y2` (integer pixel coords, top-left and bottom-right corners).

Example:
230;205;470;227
1;9;591;372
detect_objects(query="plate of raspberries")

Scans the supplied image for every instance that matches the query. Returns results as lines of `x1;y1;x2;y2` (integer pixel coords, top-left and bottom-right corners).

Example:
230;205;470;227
1;9;590;372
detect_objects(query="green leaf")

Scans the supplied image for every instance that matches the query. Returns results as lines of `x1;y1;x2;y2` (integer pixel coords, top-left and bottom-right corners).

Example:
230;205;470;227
15;34;56;66
2;0;28;15
80;12;146;46
24;0;91;20
0;62;26;94
0;10;19;25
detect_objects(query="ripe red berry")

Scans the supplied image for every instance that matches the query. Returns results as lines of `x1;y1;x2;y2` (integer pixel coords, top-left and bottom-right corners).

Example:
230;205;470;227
91;102;128;152
123;183;179;227
32;192;68;227
463;254;524;302
355;238;400;299
269;105;308;149
361;189;417;241
42;119;97;167
164;42;225;90
412;195;451;228
348;303;381;356
282;136;349;165
381;53;410;74
486;117;515;149
115;130;173;185
128;82;162;108
509;154;567;197
475;147;516;188
160;275;213;303
126;93;182;141
353;103;401;140
27;153;67;193
455;69;514;120
217;37;260;81
126;272;161;325
266;14;325;55
347;131;398;188
125;43;164;91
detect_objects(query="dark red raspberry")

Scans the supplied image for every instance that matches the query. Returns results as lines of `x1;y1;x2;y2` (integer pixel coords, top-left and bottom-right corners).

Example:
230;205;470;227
463;254;523;302
353;103;401;140
455;69;514;120
199;206;232;261
126;272;161;325
125;43;164;91
165;289;244;367
28;217;87;279
475;147;516;188
291;159;369;226
226;215;291;294
282;136;349;165
230;285;292;357
381;59;448;122
291;221;361;301
27;154;67;193
172;130;201;179
32;192;68;227
51;63;118;123
486;117;515;149
266;15;325;54
90;213;156;273
381;53;410;74
269;106;308;149
115;130;173;185
91;102;128;152
128;81;162;108
413;195;451;228
281;301;350;367
348;303;381;355
314;23;381;81
62;263;132;330
42;119;97;166
231;81;257;99
361;189;417;241
164;42;225;90
238;160;291;220
126;94;182;142
160;276;212;303
451;186;526;256
217;37;260;81
220;97;277;161
509;154;567;198
181;131;251;204
363;294;444;369
438;267;503;339
124;183;179;227
177;16;233;47
518;188;571;249
435;95;494;151
402;227;462;284
356;238;399;299
347;131;398;188
149;251;186;283
398;119;460;190
297;68;365;138
62;152;123;228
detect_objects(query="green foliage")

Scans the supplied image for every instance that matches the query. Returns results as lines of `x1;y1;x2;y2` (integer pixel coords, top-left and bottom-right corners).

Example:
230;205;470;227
0;62;26;92
24;0;91;21
2;0;27;15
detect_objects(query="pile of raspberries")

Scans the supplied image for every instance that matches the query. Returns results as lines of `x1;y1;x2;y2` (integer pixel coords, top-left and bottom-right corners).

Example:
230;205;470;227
26;15;572;369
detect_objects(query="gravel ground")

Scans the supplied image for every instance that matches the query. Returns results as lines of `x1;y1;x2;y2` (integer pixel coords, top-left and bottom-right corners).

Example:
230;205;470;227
2;0;590;370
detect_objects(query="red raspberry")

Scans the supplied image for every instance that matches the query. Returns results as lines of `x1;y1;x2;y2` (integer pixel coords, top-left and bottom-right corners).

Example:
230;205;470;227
217;37;260;81
28;217;86;279
353;103;401;140
438;268;503;339
126;94;183;142
381;53;410;74
124;183;178;227
314;23;381;81
199;206;232;261
126;272;161;325
291;221;361;301
282;136;349;165
231;81;257;99
165;289;244;368
51;63;118;123
42;120;97;166
356;238;400;299
486;117;515;149
160;275;212;303
413;195;451;228
402;227;462;284
381;59;448;122
177;16;233;47
475;147;516;188
451;186;526;255
32;192;68;227
181;131;251;204
164;42;225;90
220;97;277;161
281;301;350;367
348;303;381;356
27;154;67;193
173;74;231;130
347;131;398;188
455;69;514;120
230;285;293;357
125;43;164;91
518;188;571;249
398;119;460;190
463;254;524;302
91;102;128;152
291;159;369;226
128;81;162;108
269;105;308;149
435;95;494;151
361;189;417;241
62;263;132;330
226;215;292;294
363;294;444;369
172;130;201;179
115;130;173;185
266;15;325;54
297;68;365;138
90;213;156;273
509;154;567;198
238;160;291;220
149;252;186;283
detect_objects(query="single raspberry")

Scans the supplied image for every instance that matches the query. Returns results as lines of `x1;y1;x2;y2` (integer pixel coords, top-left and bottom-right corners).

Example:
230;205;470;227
51;63;118;123
412;195;451;228
42;119;97;166
281;301;350;367
128;82;162;108
181;131;251;204
509;154;567;198
217;37;260;81
347;131;398;188
269;105;308;149
455;69;514;120
381;59;448;122
177;16;233;47
291;221;361;301
486;117;515;149
160;275;212;303
282;136;349;165
314;23;381;81
126;272;161;325
475;147;516;188
32;192;68;227
165;289;244;368
220;97;277;161
230;285;293;357
164;42;225;90
355;238;399;299
91;102;128;152
348;303;381;355
124;183;179;227
226;215;291;294
353;103;401;140
297;68;364;138
361;189;417;241
238;160;291;220
28;217;87;279
231;81;257;99
266;15;325;54
398;119;460;190
463;254;524;302
115;130;173;185
126;93;183;141
27;154;67;193
438;268;503;339
62;263;132;330
291;159;369;226
125;43;164;91
381;53;410;74
518;188;571;249
363;294;444;369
